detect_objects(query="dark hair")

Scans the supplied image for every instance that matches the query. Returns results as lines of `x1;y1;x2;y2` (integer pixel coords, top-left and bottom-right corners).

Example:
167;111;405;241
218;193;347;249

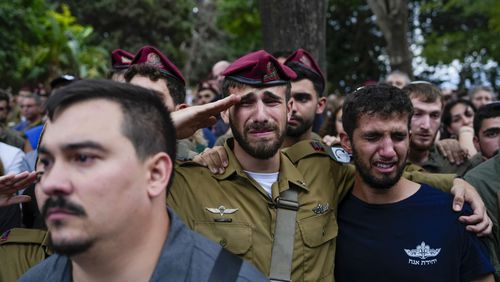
319;106;342;137
342;84;413;139
285;62;325;97
402;82;442;106
124;64;186;105
469;86;495;99
442;98;476;128
0;90;11;111
23;93;43;106
473;102;500;138
222;78;292;102
45;79;176;188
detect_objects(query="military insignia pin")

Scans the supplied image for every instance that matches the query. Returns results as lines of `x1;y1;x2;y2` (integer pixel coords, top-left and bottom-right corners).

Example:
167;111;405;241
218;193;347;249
312;203;330;214
206;205;239;216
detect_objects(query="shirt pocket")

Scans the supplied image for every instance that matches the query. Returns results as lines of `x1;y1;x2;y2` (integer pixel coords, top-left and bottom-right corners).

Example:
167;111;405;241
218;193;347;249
297;212;338;281
194;221;253;256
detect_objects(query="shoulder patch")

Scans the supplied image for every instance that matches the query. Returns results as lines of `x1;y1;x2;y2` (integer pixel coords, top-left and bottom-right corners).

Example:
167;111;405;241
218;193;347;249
0;229;11;242
0;228;48;245
328;146;351;164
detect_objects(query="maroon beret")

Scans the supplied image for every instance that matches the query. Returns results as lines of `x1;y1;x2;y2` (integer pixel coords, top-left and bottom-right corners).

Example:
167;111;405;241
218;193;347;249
131;45;185;85
111;49;134;70
222;50;296;86
284;49;325;84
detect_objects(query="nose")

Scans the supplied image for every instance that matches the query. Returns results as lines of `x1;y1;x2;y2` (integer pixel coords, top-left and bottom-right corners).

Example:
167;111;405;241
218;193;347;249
39;162;73;197
253;100;269;123
288;99;298;113
462;115;473;127
416;115;431;130
378;137;397;159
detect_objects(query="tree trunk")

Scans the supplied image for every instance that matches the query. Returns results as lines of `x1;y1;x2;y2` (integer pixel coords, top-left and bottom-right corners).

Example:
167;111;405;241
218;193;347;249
367;0;413;77
259;0;327;76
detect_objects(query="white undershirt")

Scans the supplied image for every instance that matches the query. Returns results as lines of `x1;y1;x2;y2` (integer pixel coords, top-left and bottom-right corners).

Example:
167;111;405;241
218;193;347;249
244;170;279;198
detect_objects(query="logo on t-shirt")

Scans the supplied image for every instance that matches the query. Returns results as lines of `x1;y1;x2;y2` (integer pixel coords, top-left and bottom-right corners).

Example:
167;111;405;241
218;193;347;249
404;241;441;266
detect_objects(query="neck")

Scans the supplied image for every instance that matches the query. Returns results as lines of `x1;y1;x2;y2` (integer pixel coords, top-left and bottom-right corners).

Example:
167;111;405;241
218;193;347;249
71;208;169;282
408;146;430;166
27;116;41;124
233;142;280;173
352;174;420;204
283;130;312;148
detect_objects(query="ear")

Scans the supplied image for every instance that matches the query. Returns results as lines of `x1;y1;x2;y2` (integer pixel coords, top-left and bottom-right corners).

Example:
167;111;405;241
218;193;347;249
340;132;353;154
221;108;230;124
473;136;480;152
175;103;189;111
315;97;327;114
146;153;173;198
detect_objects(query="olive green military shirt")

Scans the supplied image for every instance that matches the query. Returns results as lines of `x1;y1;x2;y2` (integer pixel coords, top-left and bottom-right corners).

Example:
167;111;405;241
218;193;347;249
420;146;472;175
168;138;340;281
0;228;51;282
464;153;500;280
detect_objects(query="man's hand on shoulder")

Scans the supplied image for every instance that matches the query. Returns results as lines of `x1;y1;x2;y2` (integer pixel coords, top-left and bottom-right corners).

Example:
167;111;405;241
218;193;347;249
435;138;467;165
450;178;492;236
192;146;228;174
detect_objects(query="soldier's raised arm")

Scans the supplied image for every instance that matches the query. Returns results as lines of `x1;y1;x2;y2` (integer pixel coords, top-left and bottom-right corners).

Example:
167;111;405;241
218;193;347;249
170;94;240;139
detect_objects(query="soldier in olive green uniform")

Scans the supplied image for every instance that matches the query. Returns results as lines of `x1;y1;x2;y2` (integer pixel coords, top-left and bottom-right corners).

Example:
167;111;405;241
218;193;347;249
464;152;500;281
0;228;51;282
170;138;345;281
124;46;198;160
403;83;473;175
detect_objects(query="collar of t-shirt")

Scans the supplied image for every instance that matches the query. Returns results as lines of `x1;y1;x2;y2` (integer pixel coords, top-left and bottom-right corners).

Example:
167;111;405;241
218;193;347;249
244;170;279;198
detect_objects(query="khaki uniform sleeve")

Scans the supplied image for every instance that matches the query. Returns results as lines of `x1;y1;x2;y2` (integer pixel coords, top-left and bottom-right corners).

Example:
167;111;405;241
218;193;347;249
0;228;50;282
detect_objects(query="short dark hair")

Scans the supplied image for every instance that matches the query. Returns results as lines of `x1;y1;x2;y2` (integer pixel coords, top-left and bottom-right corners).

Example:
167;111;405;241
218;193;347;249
473;102;500;138
45;79;176;187
124;64;186;105
442;99;476;128
285;62;325;97
222;78;292;102
469;86;495;99
0;90;11;111
402;82;443;106
342;84;413;139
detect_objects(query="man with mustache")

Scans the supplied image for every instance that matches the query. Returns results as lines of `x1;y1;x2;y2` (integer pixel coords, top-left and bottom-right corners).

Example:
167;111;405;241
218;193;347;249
18;80;266;281
334;84;493;281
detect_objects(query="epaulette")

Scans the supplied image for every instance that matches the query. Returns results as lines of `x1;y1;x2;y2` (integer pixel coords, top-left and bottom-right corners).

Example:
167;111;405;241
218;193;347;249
284;140;351;164
175;159;206;168
0;228;48;246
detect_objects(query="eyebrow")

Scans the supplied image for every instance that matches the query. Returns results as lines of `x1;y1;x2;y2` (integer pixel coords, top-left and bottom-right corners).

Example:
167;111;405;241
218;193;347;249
39;141;108;154
262;91;282;100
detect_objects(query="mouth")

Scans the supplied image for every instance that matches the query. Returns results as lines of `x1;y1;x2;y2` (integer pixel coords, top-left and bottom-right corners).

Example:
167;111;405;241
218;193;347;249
248;128;275;137
373;161;397;173
46;208;79;222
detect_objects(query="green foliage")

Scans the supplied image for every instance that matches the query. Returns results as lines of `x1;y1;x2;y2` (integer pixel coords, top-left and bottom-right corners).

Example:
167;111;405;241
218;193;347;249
326;0;386;94
0;0;107;91
60;0;195;75
419;0;499;89
215;0;261;58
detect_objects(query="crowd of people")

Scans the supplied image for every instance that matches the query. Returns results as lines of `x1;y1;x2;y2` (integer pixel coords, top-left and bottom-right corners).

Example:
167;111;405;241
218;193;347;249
0;45;498;281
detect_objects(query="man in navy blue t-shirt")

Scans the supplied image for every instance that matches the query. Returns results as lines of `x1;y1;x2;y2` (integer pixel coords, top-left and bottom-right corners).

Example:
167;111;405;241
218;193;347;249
335;84;494;282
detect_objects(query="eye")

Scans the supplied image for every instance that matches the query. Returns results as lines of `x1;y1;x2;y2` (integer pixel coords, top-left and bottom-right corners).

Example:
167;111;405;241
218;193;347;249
37;157;52;170
483;129;500;138
392;132;408;141
72;153;97;165
430;112;441;119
